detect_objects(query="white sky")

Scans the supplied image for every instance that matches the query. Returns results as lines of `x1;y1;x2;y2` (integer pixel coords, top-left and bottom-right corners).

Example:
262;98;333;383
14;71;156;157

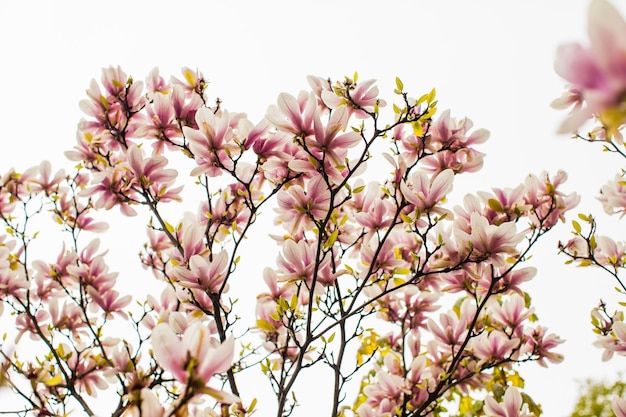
2;1;626;416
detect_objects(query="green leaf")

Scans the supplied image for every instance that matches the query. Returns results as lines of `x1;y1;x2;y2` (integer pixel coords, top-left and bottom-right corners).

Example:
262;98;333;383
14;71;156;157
45;374;63;387
256;319;276;332
488;198;504;212
395;76;404;92
572;220;582;234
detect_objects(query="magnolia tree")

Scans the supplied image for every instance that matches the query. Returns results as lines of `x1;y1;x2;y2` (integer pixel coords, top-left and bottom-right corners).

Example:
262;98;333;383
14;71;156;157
555;0;626;416
0;55;579;415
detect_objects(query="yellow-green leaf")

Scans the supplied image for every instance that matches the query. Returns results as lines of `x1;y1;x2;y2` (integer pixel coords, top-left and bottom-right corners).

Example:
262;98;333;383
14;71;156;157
488;198;504;212
256;319;276;332
45;374;63;387
395;77;404;92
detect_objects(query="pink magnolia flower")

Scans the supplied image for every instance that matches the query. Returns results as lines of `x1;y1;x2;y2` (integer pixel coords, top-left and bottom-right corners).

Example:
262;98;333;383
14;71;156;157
522;325;564;367
454;212;524;265
483;386;534;417
132;92;182;153
23;161;66;195
0;248;28;302
476;184;530;225
276;239;336;286
361;366;407;413
275;175;331;235
48;298;88;340
173;251;230;293
184;108;240;176
146;67;170;95
176;219;208;263
400;168;454;215
423;110;488;174
306;75;333;109
81;164;138;216
79;67;145;140
377;286;439;329
489;294;532;335
429;110;489;152
553;0;626;134
67;254;118;294
422;147;485;175
87;287;132;319
471;331;519;363
321;78;384;118
266;91;316;136
594;320;626;360
14;310;50;343
151;323;239;403
122;388;165;417
613;395;626;417
307;105;361;168
598;174;626;216
496;266;537;296
427;311;468;346
524;171;579;229
171;67;207;97
354;184;395;231
593;235;626;268
170;84;204;129
126;145;182;203
144;285;179;330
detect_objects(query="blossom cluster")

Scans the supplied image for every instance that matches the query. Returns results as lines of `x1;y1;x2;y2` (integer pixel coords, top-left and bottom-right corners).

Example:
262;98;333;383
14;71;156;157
554;1;626;416
0;65;579;417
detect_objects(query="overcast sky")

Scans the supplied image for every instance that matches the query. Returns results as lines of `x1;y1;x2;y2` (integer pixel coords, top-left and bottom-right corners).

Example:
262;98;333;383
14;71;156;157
2;1;626;415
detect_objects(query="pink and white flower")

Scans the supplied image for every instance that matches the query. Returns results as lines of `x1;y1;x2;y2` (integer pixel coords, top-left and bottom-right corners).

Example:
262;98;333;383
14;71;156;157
151;323;239;403
553;0;626;133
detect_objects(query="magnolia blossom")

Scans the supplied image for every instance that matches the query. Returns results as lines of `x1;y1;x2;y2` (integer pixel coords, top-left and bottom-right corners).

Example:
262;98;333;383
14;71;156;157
276;238;337;286
185;108;240;176
594;320;626;360
400;169;454;215
151;323;239;403
598;175;626;216
122;388;165;417
553;0;626;134
81;164;138;216
307;105;360;166
321;78;384;118
132;92;181;149
423;110;488;174
614;396;626;417
489;294;533;335
593;235;626;268
470;331;519;363
23;160;66;195
522;326;564;367
173;251;230;293
266;91;316;136
454;212;524;265
521;170;579;231
354;184;395;231
483;386;535;417
427;311;468;346
275;175;331;236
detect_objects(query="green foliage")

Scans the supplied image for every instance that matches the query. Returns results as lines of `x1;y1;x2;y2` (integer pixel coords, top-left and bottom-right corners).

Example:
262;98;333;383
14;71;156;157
570;375;626;417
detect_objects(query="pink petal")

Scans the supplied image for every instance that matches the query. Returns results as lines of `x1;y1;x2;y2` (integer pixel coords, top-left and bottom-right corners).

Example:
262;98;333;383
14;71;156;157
196;335;235;382
151;324;187;382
